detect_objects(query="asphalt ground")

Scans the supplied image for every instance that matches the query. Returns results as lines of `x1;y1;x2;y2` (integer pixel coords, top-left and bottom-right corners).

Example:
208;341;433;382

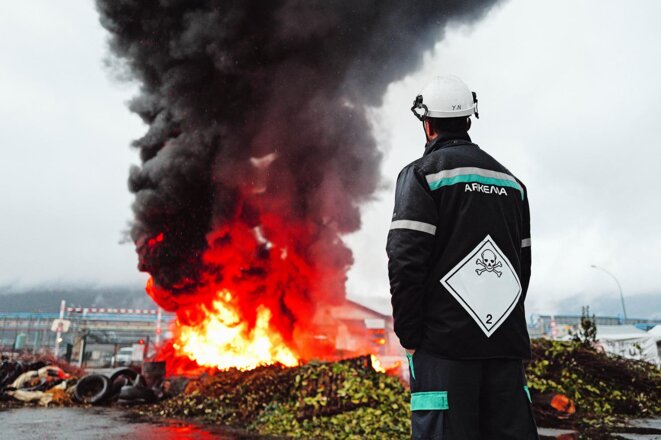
0;407;267;440
1;406;659;439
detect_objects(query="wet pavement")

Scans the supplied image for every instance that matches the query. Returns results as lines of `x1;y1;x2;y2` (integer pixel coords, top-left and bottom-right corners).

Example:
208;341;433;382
2;406;659;439
613;418;661;440
0;407;266;440
536;419;661;440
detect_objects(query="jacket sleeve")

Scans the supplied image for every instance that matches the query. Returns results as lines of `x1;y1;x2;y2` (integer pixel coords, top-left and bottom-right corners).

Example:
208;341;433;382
386;165;437;349
520;188;532;299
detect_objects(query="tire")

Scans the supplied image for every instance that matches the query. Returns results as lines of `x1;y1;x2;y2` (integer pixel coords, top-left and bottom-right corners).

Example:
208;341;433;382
107;368;138;400
117;374;156;404
74;374;110;404
118;384;156;404
109;368;138;384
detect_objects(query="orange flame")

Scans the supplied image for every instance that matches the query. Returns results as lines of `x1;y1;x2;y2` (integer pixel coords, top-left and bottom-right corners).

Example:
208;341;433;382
171;289;299;371
370;354;386;373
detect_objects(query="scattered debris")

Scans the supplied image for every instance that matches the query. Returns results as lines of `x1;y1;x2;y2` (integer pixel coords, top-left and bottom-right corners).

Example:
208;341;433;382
0;354;150;408
0;355;80;408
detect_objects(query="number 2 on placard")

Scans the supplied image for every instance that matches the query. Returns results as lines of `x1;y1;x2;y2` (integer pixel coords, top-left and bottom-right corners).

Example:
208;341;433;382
486;314;493;324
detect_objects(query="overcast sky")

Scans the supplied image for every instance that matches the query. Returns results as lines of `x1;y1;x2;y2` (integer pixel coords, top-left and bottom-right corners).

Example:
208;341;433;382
1;0;659;316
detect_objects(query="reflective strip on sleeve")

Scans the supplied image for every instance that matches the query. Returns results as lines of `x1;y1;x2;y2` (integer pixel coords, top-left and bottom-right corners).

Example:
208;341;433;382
411;391;449;411
406;352;416;380
521;238;531;248
390;220;436;235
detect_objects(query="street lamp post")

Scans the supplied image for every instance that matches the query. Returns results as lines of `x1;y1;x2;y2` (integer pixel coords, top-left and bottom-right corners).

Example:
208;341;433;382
590;264;627;322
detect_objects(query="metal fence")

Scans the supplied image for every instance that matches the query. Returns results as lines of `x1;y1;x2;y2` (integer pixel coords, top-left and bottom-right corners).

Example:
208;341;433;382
0;311;175;367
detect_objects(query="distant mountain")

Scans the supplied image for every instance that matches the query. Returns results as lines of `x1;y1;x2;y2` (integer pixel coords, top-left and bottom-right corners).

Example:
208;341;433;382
350;291;661;321
1;284;658;320
0;284;155;313
553;291;660;320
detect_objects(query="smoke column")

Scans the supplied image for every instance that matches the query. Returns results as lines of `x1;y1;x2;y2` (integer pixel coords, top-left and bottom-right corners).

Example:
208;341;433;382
96;0;500;366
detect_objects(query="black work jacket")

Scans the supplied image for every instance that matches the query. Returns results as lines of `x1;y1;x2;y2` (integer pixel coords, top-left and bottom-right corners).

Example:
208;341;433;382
386;133;532;359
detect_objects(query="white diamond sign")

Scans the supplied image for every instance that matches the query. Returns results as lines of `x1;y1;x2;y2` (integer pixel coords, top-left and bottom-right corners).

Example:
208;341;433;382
440;235;521;337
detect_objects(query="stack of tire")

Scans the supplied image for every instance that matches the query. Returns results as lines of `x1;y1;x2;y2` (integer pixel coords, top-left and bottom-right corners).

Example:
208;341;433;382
73;368;157;405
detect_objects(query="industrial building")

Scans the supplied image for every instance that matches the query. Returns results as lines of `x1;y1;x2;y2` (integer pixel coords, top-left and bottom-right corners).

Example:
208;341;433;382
0;307;173;367
527;314;659;338
2;297;658;369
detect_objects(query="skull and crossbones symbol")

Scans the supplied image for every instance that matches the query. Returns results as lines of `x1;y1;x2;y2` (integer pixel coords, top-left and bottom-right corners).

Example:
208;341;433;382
476;249;502;277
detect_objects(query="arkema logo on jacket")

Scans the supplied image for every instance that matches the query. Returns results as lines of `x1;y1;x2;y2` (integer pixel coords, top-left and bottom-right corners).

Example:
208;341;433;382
425;167;524;200
464;182;508;196
440;235;522;337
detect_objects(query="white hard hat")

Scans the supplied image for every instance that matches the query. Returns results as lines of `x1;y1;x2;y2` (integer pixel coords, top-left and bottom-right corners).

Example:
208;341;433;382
411;75;479;120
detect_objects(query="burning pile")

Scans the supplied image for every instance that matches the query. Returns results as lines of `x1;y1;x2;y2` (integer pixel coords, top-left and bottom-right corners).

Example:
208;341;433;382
95;0;500;372
144;356;410;439
138;344;661;439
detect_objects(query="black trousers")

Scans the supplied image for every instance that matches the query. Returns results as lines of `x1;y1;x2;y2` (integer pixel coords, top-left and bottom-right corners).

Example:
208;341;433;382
408;350;539;440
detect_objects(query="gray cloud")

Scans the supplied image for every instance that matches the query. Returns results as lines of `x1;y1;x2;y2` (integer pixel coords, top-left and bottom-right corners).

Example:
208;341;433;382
0;0;659;320
346;0;661;316
0;0;146;287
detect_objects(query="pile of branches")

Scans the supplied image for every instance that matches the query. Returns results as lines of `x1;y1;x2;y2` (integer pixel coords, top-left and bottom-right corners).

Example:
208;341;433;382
142;355;410;439
527;339;661;437
146;344;660;439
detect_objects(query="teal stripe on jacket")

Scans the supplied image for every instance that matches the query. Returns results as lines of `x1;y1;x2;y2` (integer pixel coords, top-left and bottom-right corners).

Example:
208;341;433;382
426;167;524;199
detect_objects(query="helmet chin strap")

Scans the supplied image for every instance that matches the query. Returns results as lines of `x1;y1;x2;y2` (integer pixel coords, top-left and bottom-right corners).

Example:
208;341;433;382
411;95;428;121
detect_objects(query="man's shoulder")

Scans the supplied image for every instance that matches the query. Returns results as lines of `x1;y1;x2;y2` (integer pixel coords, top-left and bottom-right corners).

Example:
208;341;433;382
459;145;526;185
480;151;527;190
400;147;454;175
399;143;528;196
399;142;481;177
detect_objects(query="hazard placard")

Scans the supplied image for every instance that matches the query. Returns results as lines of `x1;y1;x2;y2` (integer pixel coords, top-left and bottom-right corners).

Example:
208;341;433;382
441;234;521;338
51;319;71;333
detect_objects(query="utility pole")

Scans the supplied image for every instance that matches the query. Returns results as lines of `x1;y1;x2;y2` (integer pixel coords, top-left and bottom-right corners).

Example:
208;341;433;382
591;265;627;322
155;307;162;347
78;329;88;368
54;299;65;357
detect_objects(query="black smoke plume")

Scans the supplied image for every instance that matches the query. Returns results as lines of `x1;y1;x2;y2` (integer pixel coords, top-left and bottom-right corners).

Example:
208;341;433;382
96;0;499;302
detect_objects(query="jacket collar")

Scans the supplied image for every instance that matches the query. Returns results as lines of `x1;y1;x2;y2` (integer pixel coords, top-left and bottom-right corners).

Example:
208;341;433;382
424;132;472;156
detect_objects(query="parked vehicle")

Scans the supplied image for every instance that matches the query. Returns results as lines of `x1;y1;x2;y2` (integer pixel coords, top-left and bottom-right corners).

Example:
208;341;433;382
113;347;133;366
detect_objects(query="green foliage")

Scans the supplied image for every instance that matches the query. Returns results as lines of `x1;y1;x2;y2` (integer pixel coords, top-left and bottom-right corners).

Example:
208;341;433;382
141;344;660;439
527;339;661;437
253;365;410;439
143;357;412;439
571;306;597;346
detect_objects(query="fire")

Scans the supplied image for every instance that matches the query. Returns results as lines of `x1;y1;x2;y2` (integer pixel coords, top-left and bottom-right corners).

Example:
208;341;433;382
172;289;299;371
147;222;382;375
370;354;386;373
146;232;164;247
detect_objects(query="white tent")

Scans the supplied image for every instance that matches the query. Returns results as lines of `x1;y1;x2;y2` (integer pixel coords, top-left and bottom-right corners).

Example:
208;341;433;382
596;325;660;365
647;325;661;340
